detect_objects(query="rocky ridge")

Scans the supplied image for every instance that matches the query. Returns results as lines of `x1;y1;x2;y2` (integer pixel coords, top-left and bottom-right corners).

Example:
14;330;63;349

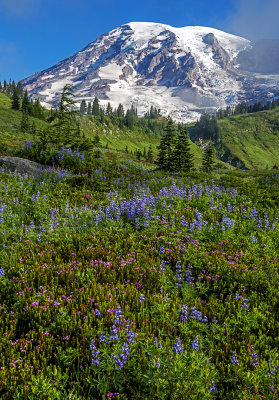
21;22;279;122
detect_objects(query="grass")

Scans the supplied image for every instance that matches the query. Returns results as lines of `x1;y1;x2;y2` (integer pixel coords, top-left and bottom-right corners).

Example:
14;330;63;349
0;146;278;399
218;107;279;169
0;93;49;148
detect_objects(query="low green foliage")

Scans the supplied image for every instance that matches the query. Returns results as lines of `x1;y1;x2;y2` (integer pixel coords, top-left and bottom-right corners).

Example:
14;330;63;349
0;149;278;399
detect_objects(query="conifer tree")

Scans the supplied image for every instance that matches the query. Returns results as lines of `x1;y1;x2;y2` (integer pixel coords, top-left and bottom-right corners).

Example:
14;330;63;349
20;111;29;132
202;143;214;173
156;118;176;170
21;90;30;114
172;127;194;172
7;79;12;95
16;82;24;99
106;102;113;116
31;99;44;120
92;97;100;116
117;104;124;117
87;102;92;115
79;99;87;115
11;89;20;110
146;145;154;163
11;80;16;95
56;85;77;133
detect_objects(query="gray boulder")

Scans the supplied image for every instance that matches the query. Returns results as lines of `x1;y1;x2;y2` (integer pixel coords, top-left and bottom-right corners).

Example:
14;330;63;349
0;156;46;178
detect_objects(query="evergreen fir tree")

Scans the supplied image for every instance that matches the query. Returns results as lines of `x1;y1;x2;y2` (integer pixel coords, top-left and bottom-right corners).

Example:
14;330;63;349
32;99;44;119
11;80;16;95
117;104;124;117
156;118;176;170
146;145;154;163
202;143;214;173
7;79;12;95
106;102;113;116
92;97;100;116
11;89;20;110
56;85;77;132
20;111;29;132
16;82;24;99
79;99;87;115
21;90;30;114
172;127;194;172
87;102;92;114
125;109;134;129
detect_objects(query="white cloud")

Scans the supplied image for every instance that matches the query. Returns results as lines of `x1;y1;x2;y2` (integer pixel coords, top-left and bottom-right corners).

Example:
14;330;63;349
226;0;279;39
0;0;38;18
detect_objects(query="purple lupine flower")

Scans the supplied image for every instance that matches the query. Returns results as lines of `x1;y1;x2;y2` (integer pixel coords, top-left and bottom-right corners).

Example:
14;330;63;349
159;244;165;254
189;307;207;323
191;336;199;351
250;348;258;367
175;261;183;286
231;351;239;365
0;267;4;276
250;207;258;220
126;330;136;344
209;381;217;392
163;293;168;303
139;294;146;303
100;332;107;344
95;309;101;317
135;218;140;230
90;339;100;365
159;260;168;275
109;326;119;341
240;298;249;309
221;215;235;231
180;305;188;322
173;338;183;354
250;235;257;244
114;305;123;325
185;264;194;286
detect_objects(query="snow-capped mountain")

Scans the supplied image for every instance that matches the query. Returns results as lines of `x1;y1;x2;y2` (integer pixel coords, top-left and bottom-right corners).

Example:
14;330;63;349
21;22;279;122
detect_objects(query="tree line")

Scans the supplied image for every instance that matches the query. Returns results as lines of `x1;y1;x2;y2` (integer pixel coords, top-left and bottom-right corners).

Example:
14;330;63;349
79;97;164;135
215;98;279;120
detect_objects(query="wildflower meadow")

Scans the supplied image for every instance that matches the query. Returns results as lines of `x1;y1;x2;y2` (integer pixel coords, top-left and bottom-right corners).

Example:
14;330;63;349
0;150;279;399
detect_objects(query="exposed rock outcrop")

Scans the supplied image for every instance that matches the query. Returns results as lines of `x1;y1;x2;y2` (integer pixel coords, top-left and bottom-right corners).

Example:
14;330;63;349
0;156;46;177
20;22;279;122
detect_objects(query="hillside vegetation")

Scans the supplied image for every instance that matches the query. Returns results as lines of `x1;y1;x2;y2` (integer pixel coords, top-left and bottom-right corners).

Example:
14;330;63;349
217;107;279;169
1;87;279;399
0;92;211;169
0;93;48;148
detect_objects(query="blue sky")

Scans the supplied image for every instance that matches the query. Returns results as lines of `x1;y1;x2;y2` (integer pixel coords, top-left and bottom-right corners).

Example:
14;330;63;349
0;0;279;82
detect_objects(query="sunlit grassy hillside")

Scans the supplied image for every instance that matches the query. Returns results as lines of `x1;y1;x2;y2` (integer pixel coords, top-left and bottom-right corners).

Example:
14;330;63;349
217;107;279;169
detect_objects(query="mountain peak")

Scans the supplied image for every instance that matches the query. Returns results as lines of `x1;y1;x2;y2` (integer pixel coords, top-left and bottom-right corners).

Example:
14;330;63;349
21;22;279;122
